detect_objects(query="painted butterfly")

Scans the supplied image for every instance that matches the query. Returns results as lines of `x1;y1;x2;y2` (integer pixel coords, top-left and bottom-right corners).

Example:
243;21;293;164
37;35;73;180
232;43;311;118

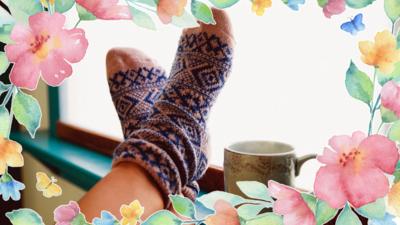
341;13;365;35
36;172;62;198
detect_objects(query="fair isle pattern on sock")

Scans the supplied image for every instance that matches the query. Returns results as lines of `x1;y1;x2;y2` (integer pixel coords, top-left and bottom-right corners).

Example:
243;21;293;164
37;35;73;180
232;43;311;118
113;31;233;204
108;67;167;138
160;31;233;180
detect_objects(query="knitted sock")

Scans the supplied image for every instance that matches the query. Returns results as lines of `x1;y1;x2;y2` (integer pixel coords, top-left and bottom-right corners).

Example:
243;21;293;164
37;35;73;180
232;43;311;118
113;9;234;204
106;48;167;139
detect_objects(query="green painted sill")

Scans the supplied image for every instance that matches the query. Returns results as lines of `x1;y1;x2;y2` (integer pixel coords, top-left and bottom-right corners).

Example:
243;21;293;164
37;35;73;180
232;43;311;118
11;131;111;191
11;131;207;196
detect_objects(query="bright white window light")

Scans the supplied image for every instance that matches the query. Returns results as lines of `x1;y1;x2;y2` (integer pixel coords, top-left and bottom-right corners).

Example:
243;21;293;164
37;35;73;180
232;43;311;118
59;1;391;190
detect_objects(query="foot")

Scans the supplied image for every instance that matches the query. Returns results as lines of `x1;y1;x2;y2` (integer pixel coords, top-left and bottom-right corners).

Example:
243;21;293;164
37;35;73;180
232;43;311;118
113;8;234;203
106;48;167;139
164;8;234;199
160;7;234;176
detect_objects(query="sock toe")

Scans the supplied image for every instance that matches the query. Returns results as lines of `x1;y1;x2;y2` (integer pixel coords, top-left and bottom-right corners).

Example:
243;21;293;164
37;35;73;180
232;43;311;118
106;48;162;79
183;8;235;46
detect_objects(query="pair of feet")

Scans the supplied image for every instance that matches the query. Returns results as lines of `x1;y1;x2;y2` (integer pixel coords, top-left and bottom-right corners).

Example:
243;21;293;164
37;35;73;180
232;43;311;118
106;9;234;205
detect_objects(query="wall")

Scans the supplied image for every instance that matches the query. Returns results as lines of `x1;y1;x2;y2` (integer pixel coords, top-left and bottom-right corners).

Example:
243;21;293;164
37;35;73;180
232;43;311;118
22;153;86;225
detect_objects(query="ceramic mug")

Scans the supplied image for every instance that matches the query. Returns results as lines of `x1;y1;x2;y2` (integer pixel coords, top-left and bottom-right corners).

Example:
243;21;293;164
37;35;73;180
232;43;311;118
224;140;317;196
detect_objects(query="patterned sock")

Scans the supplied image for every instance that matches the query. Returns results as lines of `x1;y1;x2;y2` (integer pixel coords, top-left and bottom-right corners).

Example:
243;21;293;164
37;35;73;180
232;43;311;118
106;48;167;139
113;9;234;204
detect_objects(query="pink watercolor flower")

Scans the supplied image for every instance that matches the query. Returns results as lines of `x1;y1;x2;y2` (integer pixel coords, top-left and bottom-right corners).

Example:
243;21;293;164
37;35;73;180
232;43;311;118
268;180;316;225
54;201;80;225
157;0;187;24
76;0;132;20
323;0;345;18
381;81;400;117
5;12;88;90
205;200;240;225
314;131;399;209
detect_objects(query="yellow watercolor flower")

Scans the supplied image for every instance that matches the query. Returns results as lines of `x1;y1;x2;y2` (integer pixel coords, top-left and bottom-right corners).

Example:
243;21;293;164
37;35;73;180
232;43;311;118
252;0;272;16
39;0;55;7
359;30;400;74
120;200;144;225
389;182;400;216
0;136;24;175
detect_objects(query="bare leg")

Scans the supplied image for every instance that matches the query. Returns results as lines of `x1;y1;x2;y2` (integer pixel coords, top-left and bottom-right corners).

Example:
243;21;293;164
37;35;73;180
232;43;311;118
79;48;167;221
78;162;164;221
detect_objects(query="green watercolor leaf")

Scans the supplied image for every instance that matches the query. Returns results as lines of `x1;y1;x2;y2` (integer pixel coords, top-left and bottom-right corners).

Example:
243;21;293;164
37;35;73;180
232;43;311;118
71;213;90;225
246;213;284;225
318;0;328;7
129;6;156;30
191;0;216;25
194;199;215;219
381;106;399;123
0;7;15;26
0;81;10;95
12;90;42;138
142;210;182;225
345;61;374;105
0;52;10;75
237;204;265;220
301;193;317;214
397;32;400;47
316;200;338;225
7;0;42;23
55;0;76;13
76;4;96;21
6;208;45;225
209;0;240;8
0;8;14;43
172;10;199;28
355;198;385;220
385;0;400;23
336;204;362;225
0;23;14;44
197;191;246;209
377;62;400;86
346;0;376;8
389;120;400;142
397;160;400;170
394;170;400;183
130;0;157;7
0;106;10;137
237;181;273;201
170;195;196;219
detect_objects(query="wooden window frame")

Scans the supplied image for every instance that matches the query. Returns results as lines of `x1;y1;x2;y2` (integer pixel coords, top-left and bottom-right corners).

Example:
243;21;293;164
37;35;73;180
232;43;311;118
56;121;224;192
51;86;224;192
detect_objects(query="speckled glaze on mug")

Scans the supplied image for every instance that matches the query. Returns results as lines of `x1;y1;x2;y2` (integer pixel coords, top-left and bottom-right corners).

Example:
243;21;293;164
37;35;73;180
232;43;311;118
224;141;316;196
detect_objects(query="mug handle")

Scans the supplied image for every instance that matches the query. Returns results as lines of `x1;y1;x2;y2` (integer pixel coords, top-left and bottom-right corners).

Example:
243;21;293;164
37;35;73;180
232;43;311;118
295;154;318;176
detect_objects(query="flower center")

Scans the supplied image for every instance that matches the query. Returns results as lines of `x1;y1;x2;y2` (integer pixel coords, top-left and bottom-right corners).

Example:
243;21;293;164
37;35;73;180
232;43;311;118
339;148;362;167
30;34;51;59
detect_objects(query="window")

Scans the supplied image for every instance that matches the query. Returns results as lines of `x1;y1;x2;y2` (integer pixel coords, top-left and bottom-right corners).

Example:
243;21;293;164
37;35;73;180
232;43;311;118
59;1;390;190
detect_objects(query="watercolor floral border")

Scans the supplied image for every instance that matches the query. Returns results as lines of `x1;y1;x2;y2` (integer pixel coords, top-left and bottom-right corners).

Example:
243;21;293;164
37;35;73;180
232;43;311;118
1;0;400;225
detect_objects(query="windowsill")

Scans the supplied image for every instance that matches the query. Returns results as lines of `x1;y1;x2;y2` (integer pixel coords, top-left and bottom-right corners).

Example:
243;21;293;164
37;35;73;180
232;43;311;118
11;130;219;195
11;131;112;191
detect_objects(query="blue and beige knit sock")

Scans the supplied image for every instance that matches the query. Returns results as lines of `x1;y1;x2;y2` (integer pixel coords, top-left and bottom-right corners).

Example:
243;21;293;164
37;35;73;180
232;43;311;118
106;48;167;139
113;9;235;204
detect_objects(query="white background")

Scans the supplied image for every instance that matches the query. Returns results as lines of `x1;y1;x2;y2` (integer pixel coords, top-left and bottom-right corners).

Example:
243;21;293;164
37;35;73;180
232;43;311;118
60;0;392;190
